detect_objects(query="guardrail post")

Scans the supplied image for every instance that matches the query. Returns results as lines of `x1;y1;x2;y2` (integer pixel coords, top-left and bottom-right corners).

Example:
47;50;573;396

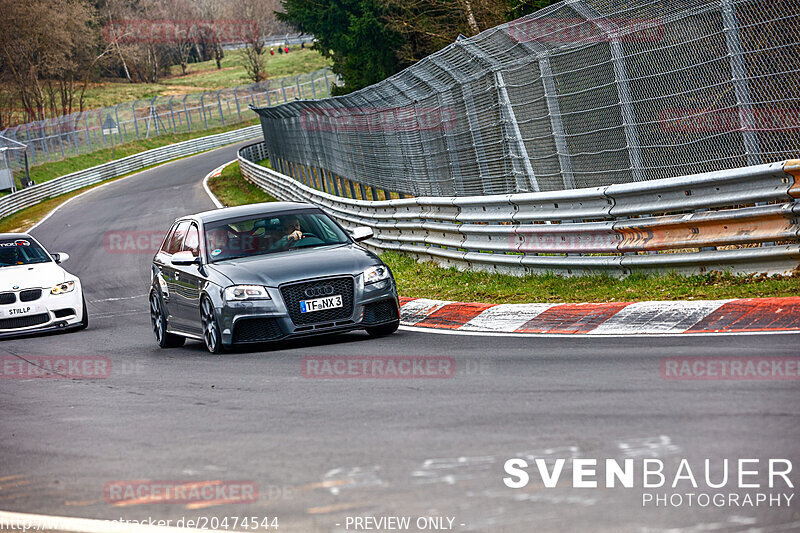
359;182;368;201
721;0;761;166
348;178;357;199
331;171;341;196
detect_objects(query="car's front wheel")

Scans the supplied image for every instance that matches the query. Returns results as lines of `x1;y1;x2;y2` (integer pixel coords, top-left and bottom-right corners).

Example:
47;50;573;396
201;297;225;354
366;320;400;338
150;291;185;348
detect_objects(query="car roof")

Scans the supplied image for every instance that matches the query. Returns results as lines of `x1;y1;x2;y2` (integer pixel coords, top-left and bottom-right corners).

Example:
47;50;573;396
182;202;322;224
0;233;32;240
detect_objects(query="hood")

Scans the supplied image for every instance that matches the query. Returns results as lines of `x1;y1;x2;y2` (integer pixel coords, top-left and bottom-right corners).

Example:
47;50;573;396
0;262;67;292
207;244;380;287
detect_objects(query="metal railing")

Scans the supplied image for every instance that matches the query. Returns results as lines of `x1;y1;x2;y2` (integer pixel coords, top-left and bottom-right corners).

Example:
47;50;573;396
0;67;339;181
0;125;262;222
239;142;800;276
253;0;799;197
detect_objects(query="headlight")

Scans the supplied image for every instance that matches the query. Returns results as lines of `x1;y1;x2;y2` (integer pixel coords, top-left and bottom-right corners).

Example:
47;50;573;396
51;281;75;295
363;265;390;285
224;285;271;301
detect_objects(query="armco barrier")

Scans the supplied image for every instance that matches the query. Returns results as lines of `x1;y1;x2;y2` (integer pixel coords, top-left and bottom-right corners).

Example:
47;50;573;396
239;143;800;277
0;125;262;221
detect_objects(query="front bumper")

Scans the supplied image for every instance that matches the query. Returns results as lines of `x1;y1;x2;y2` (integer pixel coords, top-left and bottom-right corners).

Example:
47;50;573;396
0;283;84;339
218;276;399;346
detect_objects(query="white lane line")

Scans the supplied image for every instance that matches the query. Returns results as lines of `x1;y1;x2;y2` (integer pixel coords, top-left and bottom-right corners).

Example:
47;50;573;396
90;294;148;303
590;300;731;334
459;303;554;332
398;324;800;338
399;298;454;326
202;161;234;208
0;510;213;533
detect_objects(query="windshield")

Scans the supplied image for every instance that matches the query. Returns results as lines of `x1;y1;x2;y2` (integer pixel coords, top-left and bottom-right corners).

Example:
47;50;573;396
0;238;52;267
204;211;350;262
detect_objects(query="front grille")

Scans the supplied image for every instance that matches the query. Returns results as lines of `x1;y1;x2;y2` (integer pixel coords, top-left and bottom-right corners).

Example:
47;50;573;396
0;292;15;305
280;277;354;326
232;317;283;343
20;289;42;302
0;313;49;330
363;299;399;325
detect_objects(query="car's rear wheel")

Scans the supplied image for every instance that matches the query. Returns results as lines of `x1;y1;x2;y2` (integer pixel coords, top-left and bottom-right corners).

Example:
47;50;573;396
366;320;400;338
201;297;225;354
150;291;185;348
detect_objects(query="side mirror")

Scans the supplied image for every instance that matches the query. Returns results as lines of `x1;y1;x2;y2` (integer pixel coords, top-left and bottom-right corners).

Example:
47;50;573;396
52;252;69;264
351;226;374;242
171;250;200;266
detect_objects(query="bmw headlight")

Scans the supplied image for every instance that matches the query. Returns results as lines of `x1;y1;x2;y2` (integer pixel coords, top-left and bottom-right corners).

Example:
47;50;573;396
224;285;271;301
51;281;75;295
363;265;390;285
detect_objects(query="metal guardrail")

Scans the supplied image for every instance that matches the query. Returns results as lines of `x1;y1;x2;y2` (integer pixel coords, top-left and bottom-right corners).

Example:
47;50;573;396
239;142;800;276
0;125;262;222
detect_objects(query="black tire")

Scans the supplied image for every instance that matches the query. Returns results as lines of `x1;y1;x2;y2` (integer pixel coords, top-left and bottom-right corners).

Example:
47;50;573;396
366;320;400;338
76;293;88;330
150;290;185;348
201;296;225;354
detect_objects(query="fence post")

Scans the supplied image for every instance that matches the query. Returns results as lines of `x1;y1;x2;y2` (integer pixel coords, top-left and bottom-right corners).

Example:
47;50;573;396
168;96;177;133
539;54;575;189
495;70;540;193
281;78;288;103
233;88;242;121
310;72;317;99
183;95;192;132
217;89;226;126
322;67;331;96
82;115;91;154
295;75;302;100
200;93;209;129
721;0;761;166
114;104;123;142
132;101;140;138
571;1;644;182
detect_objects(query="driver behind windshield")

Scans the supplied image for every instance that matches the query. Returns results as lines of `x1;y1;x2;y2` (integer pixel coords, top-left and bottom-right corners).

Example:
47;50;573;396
270;216;304;250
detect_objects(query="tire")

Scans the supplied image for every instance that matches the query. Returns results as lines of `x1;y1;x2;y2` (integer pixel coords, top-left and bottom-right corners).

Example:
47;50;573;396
366;320;400;338
200;296;225;354
150;291;185;348
76;293;88;330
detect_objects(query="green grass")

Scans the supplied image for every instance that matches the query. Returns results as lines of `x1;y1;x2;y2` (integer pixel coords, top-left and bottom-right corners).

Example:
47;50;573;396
23;118;259;188
79;49;331;109
383;251;800;303
203;164;800;303
208;161;276;206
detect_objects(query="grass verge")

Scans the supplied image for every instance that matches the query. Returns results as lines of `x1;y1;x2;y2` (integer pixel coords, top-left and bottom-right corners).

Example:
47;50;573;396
207;161;276;206
23;118;260;189
200;164;800;303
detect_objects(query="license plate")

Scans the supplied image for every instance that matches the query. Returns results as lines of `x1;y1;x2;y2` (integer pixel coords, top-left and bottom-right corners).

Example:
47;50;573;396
5;305;38;317
300;295;343;313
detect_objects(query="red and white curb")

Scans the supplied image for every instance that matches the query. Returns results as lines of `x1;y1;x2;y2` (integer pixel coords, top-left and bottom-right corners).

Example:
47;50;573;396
398;297;800;335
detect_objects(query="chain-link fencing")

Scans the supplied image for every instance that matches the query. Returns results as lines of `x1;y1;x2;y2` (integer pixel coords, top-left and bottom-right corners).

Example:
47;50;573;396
0;67;338;189
254;0;800;197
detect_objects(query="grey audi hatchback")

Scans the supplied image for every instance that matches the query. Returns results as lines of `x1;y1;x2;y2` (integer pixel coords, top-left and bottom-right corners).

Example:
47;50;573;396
150;202;400;353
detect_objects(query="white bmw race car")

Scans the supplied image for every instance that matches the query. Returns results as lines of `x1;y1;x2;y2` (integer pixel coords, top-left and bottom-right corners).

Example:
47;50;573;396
0;233;87;338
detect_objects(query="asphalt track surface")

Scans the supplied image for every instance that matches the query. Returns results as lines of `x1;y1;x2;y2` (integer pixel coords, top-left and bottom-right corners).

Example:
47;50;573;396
1;141;799;533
